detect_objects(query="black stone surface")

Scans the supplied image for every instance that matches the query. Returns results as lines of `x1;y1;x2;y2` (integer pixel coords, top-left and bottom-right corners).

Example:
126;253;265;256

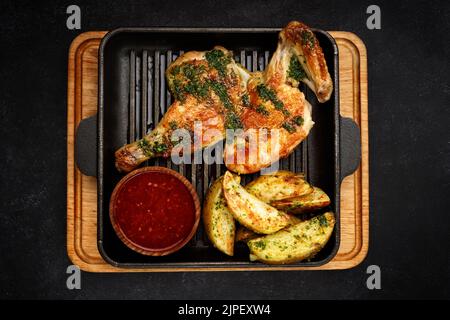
0;0;449;299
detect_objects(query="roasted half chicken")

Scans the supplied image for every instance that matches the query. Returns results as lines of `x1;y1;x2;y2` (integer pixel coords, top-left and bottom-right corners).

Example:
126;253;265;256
115;21;333;174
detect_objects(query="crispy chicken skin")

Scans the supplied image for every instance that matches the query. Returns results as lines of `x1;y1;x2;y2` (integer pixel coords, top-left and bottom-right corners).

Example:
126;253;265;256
115;21;333;173
115;46;247;172
279;21;333;103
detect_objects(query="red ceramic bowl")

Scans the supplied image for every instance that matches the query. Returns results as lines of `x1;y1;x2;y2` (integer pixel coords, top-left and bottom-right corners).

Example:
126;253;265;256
109;166;200;256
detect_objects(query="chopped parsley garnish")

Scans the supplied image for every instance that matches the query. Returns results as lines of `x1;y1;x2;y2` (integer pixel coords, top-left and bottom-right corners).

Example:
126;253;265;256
256;84;290;116
318;215;328;227
170;61;235;109
255;104;269;116
170;65;181;76
301;30;315;48
293;115;304;126
138;138;152;155
181;64;208;99
138;138;168;156
171;79;186;102
288;55;307;81
256;84;280;106
208;80;233;110
205;49;231;77
253;240;266;250
282;122;296;133
208;80;242;129
153;141;167;153
282;116;305;134
152;141;168;154
225;111;243;130
214;197;225;210
183;80;209;99
169;121;178;130
169;63;208;102
182;63;205;79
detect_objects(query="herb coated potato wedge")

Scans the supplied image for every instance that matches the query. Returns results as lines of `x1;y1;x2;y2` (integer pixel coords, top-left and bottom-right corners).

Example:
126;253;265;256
247;212;335;264
235;225;260;242
222;171;291;234
245;170;313;203
270;187;330;214
235;215;302;242
203;176;237;256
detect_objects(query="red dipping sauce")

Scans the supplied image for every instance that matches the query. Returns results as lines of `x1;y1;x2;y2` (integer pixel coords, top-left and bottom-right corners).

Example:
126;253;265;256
110;167;200;255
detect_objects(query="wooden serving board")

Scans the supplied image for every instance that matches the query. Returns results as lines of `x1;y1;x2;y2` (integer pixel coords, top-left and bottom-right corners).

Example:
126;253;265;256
67;31;369;272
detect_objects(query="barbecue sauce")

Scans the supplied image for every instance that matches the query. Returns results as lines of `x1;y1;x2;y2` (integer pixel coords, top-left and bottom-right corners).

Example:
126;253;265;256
112;171;196;250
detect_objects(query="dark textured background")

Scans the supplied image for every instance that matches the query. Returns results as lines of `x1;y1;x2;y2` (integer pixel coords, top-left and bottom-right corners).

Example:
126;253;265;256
0;0;449;299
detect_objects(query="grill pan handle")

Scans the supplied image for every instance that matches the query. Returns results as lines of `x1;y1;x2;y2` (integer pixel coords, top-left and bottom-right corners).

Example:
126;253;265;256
74;114;361;179
75;115;97;177
339;116;361;181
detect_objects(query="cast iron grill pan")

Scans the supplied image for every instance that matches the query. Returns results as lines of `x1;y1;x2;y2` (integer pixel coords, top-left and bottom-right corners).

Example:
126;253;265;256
76;28;361;268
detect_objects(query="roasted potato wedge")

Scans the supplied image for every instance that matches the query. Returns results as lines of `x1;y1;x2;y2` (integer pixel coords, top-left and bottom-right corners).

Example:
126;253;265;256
203;176;236;256
222;171;291;234
247;211;335;264
235;225;260;242
245;170;313;203
271;187;330;214
235;215;302;242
